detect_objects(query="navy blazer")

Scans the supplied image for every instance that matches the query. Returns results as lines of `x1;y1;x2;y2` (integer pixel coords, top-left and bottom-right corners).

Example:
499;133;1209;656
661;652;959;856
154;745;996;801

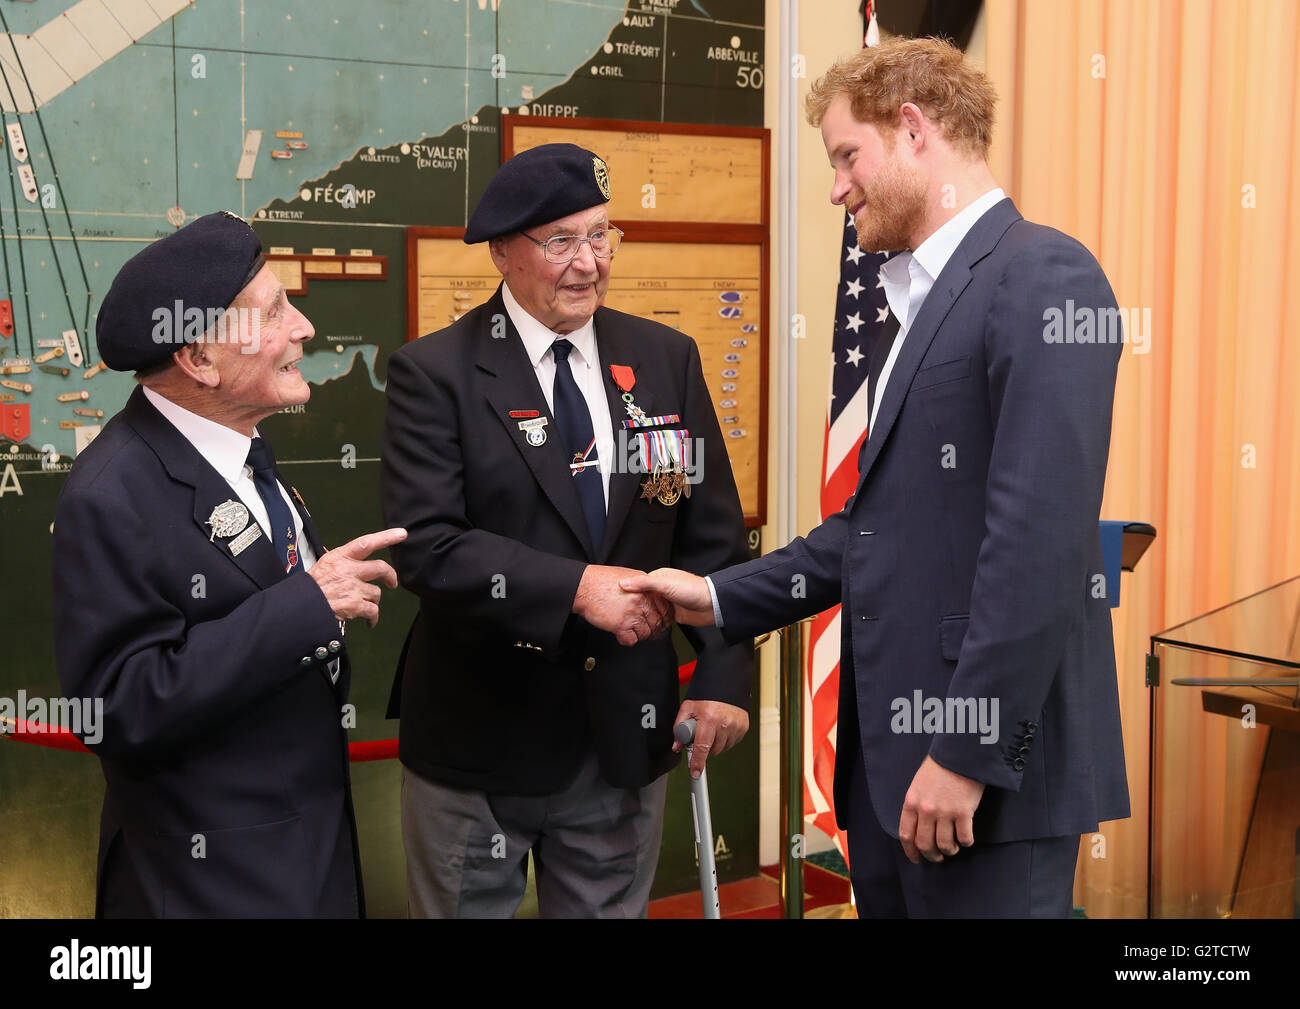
713;199;1130;843
381;285;753;795
53;387;363;917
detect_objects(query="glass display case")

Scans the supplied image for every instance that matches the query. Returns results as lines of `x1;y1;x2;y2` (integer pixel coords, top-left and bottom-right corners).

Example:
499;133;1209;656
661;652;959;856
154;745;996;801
1148;576;1300;917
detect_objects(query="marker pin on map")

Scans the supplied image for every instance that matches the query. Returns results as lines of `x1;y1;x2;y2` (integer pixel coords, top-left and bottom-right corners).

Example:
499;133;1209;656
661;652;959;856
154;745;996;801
83;362;107;380
62;330;84;368
34;346;65;364
718;306;742;319
0;379;32;394
6;123;27;162
17;165;37;203
57;391;90;403
718;291;742;303
74;425;100;456
237;130;263;181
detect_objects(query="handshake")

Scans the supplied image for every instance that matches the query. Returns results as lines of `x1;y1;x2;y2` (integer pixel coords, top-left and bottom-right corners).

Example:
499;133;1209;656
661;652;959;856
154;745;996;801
573;565;719;646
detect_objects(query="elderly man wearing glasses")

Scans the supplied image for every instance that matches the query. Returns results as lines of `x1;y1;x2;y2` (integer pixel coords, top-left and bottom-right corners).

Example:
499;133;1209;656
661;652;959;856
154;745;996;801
381;143;752;918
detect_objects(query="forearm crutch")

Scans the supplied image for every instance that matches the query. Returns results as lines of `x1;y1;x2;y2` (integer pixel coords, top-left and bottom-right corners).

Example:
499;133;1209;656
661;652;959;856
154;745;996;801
676;717;720;919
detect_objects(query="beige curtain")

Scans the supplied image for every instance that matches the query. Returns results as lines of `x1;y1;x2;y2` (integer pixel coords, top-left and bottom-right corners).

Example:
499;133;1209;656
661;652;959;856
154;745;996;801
984;0;1300;916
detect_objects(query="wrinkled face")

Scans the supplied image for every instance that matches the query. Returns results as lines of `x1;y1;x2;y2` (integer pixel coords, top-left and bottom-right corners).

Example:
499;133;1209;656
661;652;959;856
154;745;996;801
821;94;927;253
490;203;612;334
202;264;314;424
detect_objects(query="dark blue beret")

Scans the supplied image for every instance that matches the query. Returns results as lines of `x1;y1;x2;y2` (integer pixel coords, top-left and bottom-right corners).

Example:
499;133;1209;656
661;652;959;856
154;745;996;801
464;143;611;244
96;210;265;372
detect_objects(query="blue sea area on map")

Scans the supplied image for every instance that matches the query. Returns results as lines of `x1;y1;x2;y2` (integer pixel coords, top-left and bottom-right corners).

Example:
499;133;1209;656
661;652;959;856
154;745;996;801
0;0;627;453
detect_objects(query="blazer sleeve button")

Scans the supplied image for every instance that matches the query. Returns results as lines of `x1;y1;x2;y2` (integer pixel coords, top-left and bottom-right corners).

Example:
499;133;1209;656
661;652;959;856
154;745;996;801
1013;757;1025;772
328;639;342;653
300;656;313;668
314;646;329;661
584;657;596;671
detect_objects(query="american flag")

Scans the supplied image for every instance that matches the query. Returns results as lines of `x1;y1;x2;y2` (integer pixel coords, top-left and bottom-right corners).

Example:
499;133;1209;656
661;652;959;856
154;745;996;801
803;2;889;861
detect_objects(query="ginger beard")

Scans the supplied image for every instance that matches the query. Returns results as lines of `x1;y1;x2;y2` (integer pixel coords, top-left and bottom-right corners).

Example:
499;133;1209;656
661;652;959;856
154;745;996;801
850;146;927;254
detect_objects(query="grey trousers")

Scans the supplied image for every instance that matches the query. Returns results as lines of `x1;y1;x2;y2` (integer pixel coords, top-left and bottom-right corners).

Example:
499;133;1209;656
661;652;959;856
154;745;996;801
401;750;668;918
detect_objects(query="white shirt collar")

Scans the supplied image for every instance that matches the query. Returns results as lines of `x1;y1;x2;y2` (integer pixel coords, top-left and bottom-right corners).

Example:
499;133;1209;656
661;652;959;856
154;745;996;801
141;385;257;483
501;280;597;370
877;187;1005;330
911;187;1006;284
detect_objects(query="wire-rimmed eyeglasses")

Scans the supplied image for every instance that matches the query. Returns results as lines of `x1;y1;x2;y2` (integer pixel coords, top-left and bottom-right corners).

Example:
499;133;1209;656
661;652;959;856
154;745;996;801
521;226;624;264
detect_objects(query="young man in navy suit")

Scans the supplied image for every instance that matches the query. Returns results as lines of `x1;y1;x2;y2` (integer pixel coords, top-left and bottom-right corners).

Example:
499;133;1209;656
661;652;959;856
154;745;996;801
626;38;1130;917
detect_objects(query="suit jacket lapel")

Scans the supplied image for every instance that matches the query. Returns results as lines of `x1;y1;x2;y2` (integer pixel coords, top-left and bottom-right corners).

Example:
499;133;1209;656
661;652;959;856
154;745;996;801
857;198;1023;488
477;286;598;560
123;387;286;590
594;312;643;561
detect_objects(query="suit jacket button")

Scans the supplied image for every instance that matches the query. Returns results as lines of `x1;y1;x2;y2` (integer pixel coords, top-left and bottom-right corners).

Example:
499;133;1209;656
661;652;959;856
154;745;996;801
584;657;596;671
1013;757;1025;772
315;646;329;661
1026;721;1039;732
299;656;313;668
1018;745;1030;756
328;639;342;653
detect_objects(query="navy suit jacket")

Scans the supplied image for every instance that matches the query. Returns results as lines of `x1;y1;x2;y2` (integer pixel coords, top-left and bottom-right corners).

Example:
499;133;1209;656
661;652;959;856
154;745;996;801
53;387;363;917
713;199;1130;843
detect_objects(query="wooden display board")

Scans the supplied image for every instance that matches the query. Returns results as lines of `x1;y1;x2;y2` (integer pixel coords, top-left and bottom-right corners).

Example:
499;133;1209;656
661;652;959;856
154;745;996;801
406;117;769;525
508;120;766;225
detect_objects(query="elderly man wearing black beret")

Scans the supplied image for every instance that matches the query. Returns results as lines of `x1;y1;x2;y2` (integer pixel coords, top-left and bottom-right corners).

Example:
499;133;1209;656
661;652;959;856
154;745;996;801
52;211;406;917
382;144;753;917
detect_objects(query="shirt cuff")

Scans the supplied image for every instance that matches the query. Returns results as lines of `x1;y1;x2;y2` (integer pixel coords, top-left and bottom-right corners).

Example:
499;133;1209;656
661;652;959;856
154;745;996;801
705;575;724;628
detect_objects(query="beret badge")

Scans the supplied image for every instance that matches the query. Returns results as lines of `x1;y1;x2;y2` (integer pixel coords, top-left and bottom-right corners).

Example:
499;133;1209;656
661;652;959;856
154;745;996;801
592;156;611;200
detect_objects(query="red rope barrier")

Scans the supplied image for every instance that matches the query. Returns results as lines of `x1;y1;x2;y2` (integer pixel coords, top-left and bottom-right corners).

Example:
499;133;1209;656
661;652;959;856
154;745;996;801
2;664;697;762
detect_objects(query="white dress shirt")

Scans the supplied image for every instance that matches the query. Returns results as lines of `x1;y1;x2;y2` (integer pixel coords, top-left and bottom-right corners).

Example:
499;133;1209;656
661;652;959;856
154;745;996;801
706;188;1008;627
502;280;614;508
142;386;318;570
871;187;1005;429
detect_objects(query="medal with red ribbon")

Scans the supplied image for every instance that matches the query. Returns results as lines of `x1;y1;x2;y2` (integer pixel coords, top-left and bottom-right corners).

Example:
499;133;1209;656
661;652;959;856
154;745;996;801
609;364;650;426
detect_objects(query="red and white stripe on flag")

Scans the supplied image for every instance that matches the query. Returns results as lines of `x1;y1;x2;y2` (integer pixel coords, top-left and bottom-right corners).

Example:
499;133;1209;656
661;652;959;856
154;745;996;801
802;0;884;863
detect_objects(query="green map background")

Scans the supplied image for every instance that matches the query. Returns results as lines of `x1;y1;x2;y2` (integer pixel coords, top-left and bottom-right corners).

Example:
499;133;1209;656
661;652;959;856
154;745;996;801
0;0;765;916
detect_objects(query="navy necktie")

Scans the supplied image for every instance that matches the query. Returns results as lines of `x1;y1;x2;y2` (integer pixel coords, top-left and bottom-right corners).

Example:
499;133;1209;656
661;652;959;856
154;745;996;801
551;339;605;551
246;436;301;574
